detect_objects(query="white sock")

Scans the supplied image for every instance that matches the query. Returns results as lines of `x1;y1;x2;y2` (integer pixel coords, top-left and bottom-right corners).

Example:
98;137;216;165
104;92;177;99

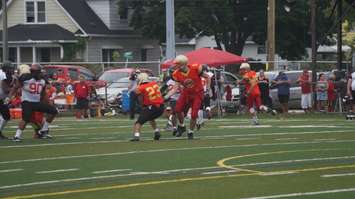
15;129;22;138
179;122;185;127
188;129;194;134
155;128;160;132
0;118;7;131
197;110;204;124
134;132;140;137
173;126;177;130
41;121;49;131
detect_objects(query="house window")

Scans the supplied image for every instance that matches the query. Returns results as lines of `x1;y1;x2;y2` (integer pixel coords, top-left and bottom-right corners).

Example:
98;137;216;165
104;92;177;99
102;49;122;62
26;0;46;23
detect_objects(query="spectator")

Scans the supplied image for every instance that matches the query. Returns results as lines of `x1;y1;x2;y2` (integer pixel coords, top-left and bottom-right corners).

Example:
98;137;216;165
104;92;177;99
316;73;328;112
74;75;90;119
327;73;336;112
258;70;273;109
272;71;291;117
225;84;232;101
128;70;140;119
297;68;313;113
347;71;355;113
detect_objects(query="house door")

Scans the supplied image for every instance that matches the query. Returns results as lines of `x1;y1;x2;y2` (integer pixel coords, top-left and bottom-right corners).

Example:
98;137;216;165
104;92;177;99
40;48;50;62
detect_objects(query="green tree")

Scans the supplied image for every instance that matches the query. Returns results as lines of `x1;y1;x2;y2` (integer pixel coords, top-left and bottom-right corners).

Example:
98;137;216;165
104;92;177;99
119;0;336;60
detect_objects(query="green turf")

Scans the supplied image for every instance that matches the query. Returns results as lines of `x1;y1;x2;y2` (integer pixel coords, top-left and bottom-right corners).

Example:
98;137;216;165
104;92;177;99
1;114;355;199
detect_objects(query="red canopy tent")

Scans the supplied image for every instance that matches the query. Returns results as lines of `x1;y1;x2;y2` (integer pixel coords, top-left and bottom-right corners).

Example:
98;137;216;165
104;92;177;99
161;48;247;69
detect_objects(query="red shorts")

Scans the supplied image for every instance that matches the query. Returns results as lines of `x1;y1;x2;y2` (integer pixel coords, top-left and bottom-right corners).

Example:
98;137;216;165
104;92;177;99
246;94;262;110
175;90;203;120
30;112;44;125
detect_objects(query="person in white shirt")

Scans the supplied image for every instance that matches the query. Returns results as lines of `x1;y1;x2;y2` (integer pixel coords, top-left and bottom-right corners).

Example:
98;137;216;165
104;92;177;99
13;64;58;142
0;61;15;139
347;72;355;113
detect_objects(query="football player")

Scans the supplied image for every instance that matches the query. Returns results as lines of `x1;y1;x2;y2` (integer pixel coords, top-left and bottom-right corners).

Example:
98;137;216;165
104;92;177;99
13;64;58;142
130;73;164;141
0;61;15;139
164;55;211;139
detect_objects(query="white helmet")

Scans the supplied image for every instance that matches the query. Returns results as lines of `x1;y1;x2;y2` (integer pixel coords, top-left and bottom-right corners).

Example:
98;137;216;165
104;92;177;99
137;72;149;84
240;63;250;70
173;55;188;65
18;64;30;75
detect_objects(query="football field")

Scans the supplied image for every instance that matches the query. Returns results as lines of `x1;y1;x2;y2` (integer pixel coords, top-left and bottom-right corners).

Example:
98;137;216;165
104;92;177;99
1;114;355;199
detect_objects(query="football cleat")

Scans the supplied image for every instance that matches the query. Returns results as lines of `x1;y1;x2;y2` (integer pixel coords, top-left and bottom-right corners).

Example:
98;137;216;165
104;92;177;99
154;131;161;140
39;130;52;139
172;128;178;136
12;136;22;142
176;125;186;137
187;132;194;140
130;136;140;142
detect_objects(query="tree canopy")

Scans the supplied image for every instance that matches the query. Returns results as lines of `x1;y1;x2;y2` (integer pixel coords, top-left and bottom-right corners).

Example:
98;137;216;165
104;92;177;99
119;0;341;60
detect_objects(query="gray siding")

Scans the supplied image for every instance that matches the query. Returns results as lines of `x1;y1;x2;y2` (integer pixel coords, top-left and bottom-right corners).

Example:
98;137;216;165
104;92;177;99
0;0;79;33
86;0;111;28
109;0;132;30
86;37;161;74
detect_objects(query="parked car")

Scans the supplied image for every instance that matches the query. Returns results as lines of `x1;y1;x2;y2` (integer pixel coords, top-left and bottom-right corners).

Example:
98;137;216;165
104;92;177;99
98;68;154;83
96;74;158;104
208;68;241;101
43;65;105;87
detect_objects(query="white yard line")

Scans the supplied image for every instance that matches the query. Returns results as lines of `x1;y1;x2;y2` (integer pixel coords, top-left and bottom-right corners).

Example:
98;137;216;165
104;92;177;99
241;188;355;199
36;168;79;174
89;137;117;140
322;173;355;178
202;170;239;175
0;169;23;173
0;130;352;150
235;155;355;167
275;138;298;141
259;171;297;176
92;169;132;174
0;141;351;165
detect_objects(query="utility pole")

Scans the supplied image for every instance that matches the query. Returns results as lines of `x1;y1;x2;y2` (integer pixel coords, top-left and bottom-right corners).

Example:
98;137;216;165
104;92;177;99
311;0;317;108
2;0;8;62
267;0;275;71
337;0;343;71
165;0;175;60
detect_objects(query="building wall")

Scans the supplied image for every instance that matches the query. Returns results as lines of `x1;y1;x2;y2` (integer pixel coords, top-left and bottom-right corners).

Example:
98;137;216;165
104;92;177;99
0;0;79;33
86;37;161;74
86;0;111;28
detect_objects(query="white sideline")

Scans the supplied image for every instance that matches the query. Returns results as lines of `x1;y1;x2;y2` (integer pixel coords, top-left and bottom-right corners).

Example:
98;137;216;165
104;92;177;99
36;168;79;174
241;188;355;199
92;169;132;174
0;140;353;165
0;169;23;173
322;173;355;178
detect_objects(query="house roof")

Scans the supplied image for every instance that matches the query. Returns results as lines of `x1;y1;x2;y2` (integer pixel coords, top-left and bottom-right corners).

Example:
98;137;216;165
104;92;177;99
0;24;77;42
56;0;136;36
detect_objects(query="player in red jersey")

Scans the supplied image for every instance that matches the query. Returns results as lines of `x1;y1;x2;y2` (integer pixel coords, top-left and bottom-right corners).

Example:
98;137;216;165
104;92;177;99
239;63;273;125
165;55;211;139
130;73;164;141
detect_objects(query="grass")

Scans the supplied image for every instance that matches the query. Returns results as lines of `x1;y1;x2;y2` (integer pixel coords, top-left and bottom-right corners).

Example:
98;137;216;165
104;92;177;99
0;113;355;199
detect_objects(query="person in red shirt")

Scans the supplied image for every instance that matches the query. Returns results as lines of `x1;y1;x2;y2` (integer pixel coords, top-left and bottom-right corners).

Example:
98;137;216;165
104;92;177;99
74;75;90;119
165;55;211;139
327;73;336;112
130;73;164;141
297;68;313;113
239;63;271;125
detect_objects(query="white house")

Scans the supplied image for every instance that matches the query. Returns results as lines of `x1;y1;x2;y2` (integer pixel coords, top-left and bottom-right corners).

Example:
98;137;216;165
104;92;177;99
0;0;161;64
